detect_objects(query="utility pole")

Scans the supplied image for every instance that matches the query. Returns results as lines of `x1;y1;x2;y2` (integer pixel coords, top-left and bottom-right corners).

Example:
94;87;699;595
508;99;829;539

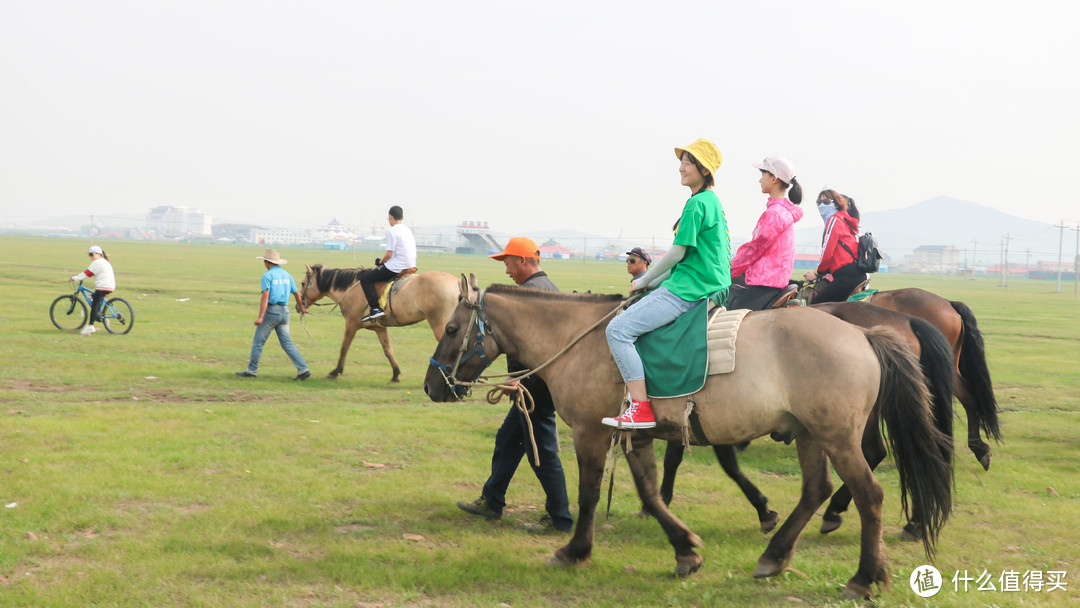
1074;224;1079;298
1056;221;1066;293
999;236;1011;288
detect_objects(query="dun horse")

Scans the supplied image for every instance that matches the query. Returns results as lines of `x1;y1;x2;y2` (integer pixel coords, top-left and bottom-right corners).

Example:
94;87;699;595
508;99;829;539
425;276;953;600
660;301;957;538
300;264;459;382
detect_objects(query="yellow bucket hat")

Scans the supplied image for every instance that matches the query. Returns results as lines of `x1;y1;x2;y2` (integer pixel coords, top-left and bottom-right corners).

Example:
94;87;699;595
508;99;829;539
674;138;722;177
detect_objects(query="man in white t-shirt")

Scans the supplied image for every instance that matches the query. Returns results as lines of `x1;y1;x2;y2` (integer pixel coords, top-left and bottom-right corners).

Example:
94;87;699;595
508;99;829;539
360;205;417;321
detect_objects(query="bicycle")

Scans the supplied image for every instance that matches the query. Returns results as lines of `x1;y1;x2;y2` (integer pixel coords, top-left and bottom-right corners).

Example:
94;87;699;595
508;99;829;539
50;281;135;335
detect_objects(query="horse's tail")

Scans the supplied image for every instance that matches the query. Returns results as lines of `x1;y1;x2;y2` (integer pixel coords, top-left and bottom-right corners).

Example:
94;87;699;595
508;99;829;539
908;317;956;444
951;300;1001;442
866;327;953;558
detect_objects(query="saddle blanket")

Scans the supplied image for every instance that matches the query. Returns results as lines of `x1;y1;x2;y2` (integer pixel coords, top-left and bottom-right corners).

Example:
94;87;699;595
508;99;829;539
847;288;878;302
633;303;750;399
377;274;414;311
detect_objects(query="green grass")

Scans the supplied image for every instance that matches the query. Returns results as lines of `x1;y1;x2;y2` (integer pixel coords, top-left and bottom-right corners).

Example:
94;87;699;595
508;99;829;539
1;236;1078;606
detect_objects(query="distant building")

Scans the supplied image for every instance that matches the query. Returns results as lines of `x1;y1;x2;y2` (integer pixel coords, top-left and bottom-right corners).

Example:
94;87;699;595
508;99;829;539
146;206;212;237
911;245;960;273
314;218;362;243
539;239;573;259
456;220;501;254
250;228;313;245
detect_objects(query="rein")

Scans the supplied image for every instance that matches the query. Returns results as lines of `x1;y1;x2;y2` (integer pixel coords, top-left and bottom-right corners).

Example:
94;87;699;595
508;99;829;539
431;290;639;465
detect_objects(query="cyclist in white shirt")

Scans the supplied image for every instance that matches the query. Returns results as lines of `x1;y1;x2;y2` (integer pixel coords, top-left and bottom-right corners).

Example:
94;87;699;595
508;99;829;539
70;245;115;336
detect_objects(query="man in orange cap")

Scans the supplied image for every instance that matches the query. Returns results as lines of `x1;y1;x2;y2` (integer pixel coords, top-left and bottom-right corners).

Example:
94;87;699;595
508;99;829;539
456;237;573;534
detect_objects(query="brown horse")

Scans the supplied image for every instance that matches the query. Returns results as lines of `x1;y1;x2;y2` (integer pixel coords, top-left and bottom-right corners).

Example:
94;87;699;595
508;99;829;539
299;264;459;382
425;276;953;600
862;288;1000;469
659;301;957;539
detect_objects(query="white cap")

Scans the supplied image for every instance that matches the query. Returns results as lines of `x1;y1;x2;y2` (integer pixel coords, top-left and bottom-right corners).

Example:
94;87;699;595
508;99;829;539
88;245;103;255
752;156;796;185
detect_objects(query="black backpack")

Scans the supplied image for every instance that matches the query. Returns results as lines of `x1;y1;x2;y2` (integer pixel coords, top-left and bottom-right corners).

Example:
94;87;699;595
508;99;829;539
839;218;882;273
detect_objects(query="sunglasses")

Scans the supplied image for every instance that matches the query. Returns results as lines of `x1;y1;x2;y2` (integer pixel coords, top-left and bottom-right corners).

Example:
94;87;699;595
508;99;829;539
627;257;641;263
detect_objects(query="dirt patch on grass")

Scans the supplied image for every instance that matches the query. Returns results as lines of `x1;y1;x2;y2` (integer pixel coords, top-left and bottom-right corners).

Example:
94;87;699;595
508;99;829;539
1;380;78;393
134;389;263;403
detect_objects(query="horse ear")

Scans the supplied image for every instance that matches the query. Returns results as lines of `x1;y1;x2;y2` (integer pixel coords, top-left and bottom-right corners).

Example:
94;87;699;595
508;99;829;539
458;274;470;300
468;273;479;293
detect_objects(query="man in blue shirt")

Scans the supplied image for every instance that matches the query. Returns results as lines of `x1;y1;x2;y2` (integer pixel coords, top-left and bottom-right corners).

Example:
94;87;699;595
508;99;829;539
236;249;311;380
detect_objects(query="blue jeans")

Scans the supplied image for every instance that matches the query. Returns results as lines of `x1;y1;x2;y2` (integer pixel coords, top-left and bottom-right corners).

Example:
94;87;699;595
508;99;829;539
481;379;573;531
606;287;696;382
247;305;309;374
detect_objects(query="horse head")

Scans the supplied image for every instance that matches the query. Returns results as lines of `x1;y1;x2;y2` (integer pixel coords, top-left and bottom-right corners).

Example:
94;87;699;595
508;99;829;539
424;273;501;401
299;264;326;309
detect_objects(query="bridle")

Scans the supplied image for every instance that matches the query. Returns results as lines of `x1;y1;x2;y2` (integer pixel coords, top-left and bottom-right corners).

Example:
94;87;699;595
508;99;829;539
429;288;495;399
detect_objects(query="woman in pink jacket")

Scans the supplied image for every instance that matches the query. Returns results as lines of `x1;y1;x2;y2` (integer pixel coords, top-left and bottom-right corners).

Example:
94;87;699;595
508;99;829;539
728;156;803;310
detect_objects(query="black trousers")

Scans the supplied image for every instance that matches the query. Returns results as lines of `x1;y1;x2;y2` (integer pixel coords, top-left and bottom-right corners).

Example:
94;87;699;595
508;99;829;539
359;266;399;311
726;284;783;312
90;290;109;324
813;263;867;303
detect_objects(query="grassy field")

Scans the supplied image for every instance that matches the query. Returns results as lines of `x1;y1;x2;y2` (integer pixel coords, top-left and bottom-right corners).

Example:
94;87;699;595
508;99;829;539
1;236;1078;607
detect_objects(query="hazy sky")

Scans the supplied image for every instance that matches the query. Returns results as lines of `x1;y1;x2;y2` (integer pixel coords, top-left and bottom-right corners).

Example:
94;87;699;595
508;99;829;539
2;0;1078;241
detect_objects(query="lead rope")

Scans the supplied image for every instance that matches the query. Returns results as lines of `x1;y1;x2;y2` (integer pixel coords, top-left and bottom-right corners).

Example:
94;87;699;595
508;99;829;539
452;293;641;467
604;396;634;518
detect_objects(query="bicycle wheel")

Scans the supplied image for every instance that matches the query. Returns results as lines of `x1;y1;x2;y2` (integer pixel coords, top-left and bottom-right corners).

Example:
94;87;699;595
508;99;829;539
50;295;88;330
101;298;135;335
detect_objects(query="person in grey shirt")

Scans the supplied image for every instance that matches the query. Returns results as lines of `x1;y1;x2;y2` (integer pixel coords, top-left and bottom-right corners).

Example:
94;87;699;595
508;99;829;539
456;237;573;534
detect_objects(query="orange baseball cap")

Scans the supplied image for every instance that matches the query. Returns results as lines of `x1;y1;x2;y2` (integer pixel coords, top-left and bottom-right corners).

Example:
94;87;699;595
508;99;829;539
489;236;540;260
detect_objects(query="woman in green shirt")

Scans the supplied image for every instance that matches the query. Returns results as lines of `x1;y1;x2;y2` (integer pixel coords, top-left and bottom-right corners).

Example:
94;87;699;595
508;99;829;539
602;138;731;429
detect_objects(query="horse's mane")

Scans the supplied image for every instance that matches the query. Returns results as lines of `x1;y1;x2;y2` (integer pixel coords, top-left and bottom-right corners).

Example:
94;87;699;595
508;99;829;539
312;265;369;292
485;283;625;304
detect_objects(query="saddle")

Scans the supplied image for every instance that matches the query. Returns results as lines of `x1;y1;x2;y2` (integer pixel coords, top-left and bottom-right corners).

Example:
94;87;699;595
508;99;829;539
374;268;418;312
631;303;751;399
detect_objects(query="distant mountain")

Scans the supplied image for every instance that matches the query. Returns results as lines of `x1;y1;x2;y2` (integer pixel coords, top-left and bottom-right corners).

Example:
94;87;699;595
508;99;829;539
795;196;1056;260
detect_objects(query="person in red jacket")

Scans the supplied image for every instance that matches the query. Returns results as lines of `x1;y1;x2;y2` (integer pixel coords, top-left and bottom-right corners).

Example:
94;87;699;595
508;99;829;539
804;189;866;303
728;156;804;310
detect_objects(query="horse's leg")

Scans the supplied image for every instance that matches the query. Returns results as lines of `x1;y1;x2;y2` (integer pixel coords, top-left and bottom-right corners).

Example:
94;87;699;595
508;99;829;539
827;447;889;600
549;424;607;568
658;441;685;506
714;444;778;533
623;433;704;577
373;326;402;383
955;380;992;471
754;435;832;579
328;322;360;379
821;420;887;534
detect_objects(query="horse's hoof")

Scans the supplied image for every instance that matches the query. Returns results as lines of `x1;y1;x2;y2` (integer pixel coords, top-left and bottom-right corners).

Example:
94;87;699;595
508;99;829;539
898;525;923;542
327;372;340;380
546;554;575;568
760;510;779;534
547;546;585;569
820;512;843;534
391;378;401;384
752;557;784;579
675;554;703;577
980;452;992;471
841;582;872;600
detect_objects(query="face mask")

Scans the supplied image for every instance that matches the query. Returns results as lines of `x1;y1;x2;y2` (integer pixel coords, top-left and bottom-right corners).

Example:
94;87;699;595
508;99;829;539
818;203;838;223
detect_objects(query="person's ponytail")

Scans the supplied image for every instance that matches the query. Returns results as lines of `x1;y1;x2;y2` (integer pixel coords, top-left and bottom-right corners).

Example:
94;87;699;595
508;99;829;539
788;177;802;204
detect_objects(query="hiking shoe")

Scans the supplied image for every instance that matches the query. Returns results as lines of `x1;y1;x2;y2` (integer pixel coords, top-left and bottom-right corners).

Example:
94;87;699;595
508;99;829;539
456;495;501;520
80;325;96;335
293;370;311;381
235;370;257;378
361;308;385;322
521;514;571;534
602;399;656;429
